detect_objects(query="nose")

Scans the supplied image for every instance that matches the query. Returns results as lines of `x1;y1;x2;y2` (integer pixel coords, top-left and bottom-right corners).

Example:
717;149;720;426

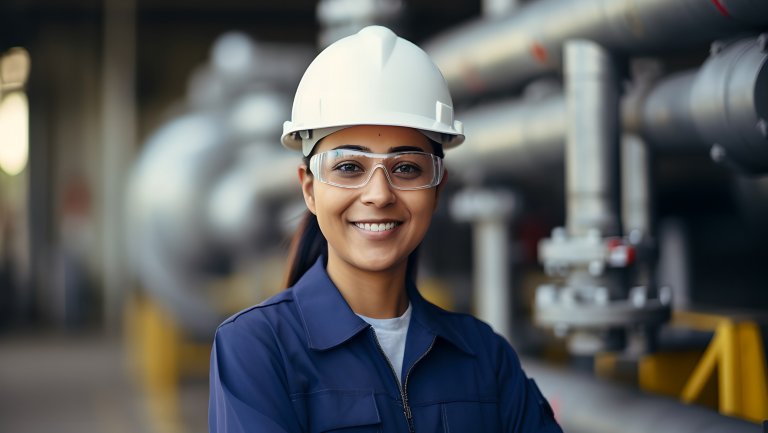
360;166;396;207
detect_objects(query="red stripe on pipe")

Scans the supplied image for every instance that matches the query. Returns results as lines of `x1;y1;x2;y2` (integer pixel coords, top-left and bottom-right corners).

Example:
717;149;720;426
531;42;548;64
711;0;731;18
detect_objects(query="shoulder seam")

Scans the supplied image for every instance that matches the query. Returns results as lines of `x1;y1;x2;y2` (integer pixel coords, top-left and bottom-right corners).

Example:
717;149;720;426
221;296;294;326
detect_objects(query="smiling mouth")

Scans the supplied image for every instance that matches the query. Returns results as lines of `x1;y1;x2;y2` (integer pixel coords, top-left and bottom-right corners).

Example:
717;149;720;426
353;221;402;232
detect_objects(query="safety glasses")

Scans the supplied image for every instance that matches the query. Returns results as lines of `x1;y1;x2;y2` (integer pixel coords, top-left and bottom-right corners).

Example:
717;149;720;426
309;148;444;190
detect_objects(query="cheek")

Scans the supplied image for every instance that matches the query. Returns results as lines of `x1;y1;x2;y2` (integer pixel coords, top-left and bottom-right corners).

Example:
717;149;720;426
313;189;351;227
407;193;438;228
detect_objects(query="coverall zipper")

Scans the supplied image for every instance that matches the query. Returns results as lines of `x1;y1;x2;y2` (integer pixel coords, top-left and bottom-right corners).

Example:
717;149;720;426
369;328;436;433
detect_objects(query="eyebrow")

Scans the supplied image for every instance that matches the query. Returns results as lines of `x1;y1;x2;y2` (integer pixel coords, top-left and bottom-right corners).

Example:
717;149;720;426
331;144;428;153
333;144;371;152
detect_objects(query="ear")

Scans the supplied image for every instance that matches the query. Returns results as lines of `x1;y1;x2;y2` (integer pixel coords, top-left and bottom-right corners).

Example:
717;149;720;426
298;164;317;215
434;168;448;211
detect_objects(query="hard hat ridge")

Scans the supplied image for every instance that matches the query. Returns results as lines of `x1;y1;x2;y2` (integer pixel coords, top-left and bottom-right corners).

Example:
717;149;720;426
358;25;398;70
282;25;465;156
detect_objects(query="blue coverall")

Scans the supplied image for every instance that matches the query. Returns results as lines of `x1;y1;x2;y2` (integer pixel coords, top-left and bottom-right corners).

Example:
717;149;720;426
210;258;563;433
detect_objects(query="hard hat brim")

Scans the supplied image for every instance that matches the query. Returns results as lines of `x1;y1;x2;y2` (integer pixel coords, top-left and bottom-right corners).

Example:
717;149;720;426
282;114;465;155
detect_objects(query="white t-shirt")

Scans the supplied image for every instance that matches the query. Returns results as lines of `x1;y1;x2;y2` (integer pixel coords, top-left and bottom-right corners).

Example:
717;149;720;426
356;303;412;384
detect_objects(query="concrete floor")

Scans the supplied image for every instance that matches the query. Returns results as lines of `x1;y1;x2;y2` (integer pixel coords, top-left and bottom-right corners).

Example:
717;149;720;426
0;332;208;433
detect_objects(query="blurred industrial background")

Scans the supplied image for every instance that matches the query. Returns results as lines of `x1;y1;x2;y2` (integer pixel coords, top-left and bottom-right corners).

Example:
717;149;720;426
1;0;767;432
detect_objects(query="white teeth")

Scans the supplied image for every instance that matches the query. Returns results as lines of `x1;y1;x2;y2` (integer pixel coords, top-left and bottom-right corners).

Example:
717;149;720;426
355;222;398;232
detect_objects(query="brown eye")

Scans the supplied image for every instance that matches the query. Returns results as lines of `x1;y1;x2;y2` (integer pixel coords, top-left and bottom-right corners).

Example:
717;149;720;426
392;163;422;177
333;162;365;176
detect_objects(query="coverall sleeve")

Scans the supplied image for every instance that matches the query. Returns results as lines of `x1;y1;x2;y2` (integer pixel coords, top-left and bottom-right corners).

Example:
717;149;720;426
209;318;302;433
494;333;563;433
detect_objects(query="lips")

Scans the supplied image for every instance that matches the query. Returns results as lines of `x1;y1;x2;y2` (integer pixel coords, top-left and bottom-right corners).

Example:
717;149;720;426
353;221;402;232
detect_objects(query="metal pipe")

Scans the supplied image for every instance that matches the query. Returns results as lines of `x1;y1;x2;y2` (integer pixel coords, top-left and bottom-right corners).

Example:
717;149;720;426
476;218;511;339
126;108;301;338
450;35;768;176
689;37;768;174
483;0;518;18
425;0;768;100
532;40;643;355
621;134;657;321
564;39;619;237
450;189;516;342
102;0;136;329
446;94;565;184
317;0;404;48
621;134;651;239
523;360;761;433
634;71;700;152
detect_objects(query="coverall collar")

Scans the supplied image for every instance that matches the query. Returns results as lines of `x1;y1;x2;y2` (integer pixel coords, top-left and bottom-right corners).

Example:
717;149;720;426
292;257;475;356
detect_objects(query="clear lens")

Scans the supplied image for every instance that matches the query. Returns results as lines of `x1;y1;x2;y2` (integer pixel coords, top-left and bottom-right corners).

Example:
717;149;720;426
310;149;444;190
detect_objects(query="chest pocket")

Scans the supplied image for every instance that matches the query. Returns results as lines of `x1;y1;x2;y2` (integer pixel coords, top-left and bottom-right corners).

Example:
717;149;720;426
441;400;499;433
304;389;382;433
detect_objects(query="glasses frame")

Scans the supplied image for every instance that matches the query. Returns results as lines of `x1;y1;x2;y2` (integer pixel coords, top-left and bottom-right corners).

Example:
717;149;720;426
309;149;444;191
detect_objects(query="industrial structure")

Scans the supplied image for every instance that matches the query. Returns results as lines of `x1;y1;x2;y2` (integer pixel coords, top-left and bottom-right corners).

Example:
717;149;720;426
1;0;767;432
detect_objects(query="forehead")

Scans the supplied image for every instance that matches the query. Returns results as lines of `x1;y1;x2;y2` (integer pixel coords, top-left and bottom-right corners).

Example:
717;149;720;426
315;125;431;153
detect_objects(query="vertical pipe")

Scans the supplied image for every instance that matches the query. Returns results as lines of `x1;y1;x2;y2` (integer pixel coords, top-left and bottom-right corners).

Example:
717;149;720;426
658;218;691;311
483;0;519;18
102;0;136;329
621;134;651;238
621;134;653;296
563;39;623;323
564;39;620;237
621;134;656;351
475;218;511;341
450;189;515;342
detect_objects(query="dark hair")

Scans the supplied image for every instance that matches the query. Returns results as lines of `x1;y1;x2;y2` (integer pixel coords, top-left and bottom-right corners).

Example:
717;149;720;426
282;138;443;288
283;211;327;287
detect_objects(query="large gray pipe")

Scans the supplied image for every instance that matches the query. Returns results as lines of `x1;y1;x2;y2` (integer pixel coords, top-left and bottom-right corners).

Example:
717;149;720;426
564;40;619;237
449;36;768;176
126;100;302;338
524;360;762;433
426;0;768;100
445;94;565;184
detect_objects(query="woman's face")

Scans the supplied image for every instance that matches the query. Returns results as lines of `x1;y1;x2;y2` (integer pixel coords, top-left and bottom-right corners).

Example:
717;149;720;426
299;125;443;276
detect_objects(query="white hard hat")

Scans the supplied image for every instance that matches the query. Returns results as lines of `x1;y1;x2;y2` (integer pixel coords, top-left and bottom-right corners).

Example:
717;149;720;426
282;25;465;156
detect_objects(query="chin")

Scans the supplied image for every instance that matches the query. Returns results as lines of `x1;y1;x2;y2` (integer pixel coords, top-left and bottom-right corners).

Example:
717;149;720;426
349;253;407;274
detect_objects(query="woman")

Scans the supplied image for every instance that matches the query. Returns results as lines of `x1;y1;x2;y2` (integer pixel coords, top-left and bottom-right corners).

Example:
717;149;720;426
209;26;563;433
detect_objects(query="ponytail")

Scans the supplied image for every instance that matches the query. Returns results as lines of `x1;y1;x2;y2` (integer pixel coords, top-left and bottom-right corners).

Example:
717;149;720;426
283;211;327;288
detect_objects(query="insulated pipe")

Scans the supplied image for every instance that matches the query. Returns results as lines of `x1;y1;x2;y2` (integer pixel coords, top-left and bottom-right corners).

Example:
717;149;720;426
633;71;700;152
483;0;519;18
523;360;761;433
317;0;405;48
450;189;517;342
621;134;651;239
450;36;768;177
128;145;301;338
126;107;301;338
564;40;619;237
689;37;768;174
425;0;768;100
621;134;657;316
102;0;136;329
637;36;768;174
445;94;565;184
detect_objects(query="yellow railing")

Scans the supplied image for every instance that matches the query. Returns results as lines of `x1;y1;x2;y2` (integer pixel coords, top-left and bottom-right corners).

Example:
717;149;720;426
639;311;768;423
